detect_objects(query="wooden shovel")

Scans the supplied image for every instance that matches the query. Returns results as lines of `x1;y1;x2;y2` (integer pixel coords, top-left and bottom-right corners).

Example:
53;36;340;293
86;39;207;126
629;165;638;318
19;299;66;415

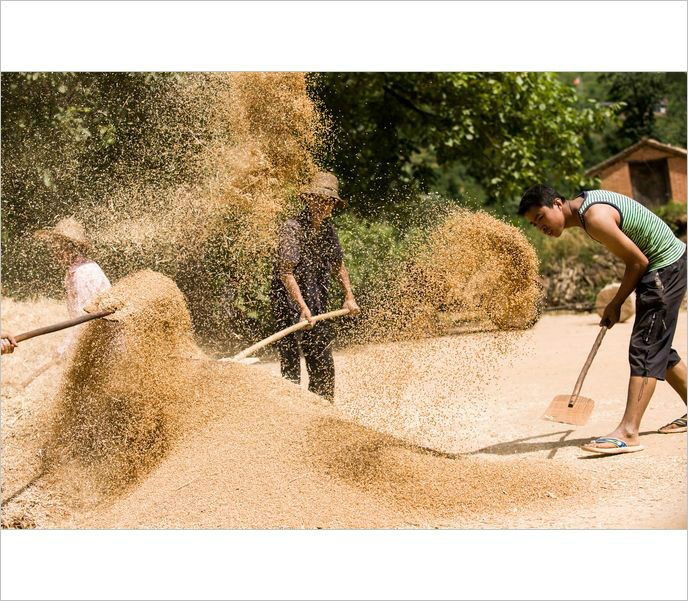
12;310;116;344
219;308;351;364
542;326;607;426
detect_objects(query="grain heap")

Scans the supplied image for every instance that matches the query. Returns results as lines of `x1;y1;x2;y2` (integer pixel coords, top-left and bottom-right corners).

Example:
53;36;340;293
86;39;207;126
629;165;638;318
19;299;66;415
44;269;203;496
2;270;584;529
363;208;542;343
332;209;542;453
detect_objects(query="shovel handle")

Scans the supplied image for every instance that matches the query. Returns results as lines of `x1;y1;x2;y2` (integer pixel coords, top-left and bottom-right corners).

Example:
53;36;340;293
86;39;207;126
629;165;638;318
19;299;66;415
569;326;607;407
14;310;115;343
231;308;351;361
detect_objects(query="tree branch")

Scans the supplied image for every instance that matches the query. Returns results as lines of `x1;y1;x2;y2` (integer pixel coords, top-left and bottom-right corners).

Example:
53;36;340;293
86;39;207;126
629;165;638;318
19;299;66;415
382;84;450;124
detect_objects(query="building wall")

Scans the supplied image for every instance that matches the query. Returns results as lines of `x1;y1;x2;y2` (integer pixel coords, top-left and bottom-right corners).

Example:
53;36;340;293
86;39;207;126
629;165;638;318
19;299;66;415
667;156;687;203
598;161;632;197
595;147;687;204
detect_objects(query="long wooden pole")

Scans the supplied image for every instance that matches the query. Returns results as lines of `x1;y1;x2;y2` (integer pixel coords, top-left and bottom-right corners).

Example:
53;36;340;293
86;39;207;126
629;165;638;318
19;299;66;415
568;326;607;407
14;310;115;343
226;308;351;362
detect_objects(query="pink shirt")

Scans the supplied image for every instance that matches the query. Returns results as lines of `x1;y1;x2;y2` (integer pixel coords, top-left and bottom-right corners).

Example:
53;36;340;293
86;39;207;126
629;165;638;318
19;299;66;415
58;259;111;355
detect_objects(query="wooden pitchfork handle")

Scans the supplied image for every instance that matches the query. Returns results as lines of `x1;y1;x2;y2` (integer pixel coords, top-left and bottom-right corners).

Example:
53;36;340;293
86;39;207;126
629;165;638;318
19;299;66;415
568;326;607;407
230;308;351;362
13;310;115;343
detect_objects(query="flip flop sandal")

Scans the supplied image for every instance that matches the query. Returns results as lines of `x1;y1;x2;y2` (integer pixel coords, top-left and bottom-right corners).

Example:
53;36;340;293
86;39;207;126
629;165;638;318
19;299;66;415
658;414;687;434
581;437;645;455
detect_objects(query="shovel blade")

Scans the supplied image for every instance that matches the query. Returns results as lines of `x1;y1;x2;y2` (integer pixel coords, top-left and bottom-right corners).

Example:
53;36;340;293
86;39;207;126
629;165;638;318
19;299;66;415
542;395;595;426
218;356;260;365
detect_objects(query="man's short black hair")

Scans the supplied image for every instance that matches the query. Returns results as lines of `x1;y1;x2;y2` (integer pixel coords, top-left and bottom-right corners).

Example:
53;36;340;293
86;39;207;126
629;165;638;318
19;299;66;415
517;184;565;216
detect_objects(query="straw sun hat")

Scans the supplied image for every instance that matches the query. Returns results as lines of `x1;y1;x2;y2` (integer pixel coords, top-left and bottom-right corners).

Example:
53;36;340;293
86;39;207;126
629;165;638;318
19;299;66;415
300;172;347;209
34;217;91;252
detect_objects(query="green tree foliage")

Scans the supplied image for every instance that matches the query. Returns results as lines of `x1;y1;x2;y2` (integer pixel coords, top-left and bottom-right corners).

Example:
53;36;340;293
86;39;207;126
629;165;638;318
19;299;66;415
562;72;687;165
600;72;687;153
601;72;666;150
654;73;687;149
1;72;201;236
308;72;612;214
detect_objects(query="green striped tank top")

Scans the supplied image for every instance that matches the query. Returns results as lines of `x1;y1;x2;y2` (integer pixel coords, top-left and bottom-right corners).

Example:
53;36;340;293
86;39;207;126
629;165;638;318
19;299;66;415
579;190;686;271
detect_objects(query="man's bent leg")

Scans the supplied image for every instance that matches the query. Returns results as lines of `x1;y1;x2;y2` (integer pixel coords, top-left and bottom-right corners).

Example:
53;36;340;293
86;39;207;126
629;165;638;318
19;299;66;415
585;375;657;449
272;296;302;385
665;358;687;402
302;324;335;401
659;358;687;433
278;333;301;384
618;375;657;440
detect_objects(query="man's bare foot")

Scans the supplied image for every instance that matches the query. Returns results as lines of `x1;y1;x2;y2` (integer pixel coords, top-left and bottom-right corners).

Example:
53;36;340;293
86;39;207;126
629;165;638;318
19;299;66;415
658;414;687;434
584;427;639;449
581;436;644;455
580;426;645;455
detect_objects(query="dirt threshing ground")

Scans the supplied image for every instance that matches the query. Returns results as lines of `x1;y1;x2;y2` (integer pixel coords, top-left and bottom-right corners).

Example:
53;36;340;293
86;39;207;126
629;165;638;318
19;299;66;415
1;295;685;529
259;311;688;529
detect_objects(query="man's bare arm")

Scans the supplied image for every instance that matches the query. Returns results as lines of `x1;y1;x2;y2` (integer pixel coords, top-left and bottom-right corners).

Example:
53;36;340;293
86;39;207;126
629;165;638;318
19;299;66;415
584;205;649;327
280;270;315;327
335;263;361;315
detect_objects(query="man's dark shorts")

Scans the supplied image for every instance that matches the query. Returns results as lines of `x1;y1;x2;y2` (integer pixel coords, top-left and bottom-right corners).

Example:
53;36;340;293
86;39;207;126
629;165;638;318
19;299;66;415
629;249;687;380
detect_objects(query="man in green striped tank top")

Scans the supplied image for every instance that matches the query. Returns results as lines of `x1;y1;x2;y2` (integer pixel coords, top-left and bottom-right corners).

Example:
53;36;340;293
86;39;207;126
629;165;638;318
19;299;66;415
519;185;687;455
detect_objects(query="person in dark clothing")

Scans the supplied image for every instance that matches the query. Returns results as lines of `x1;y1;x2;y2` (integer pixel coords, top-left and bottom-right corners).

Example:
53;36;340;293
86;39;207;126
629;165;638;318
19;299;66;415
270;172;360;401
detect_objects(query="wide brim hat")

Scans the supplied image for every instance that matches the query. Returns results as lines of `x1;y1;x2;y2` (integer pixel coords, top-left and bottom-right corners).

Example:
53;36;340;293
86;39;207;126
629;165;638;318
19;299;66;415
300;171;347;208
34;217;91;251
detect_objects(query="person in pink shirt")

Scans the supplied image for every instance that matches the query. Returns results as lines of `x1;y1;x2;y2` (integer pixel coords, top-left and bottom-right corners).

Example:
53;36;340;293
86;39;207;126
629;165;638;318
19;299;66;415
35;217;111;356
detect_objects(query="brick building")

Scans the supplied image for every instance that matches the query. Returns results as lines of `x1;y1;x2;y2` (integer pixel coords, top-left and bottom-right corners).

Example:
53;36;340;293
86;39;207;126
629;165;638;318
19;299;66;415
586;138;687;206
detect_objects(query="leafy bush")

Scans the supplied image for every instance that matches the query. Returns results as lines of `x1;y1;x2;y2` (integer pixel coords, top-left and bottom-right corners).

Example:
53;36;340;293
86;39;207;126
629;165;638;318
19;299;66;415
653;202;687;238
524;226;600;268
333;213;419;308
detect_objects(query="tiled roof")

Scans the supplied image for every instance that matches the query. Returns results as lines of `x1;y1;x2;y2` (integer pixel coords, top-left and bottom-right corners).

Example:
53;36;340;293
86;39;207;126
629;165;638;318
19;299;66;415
586;138;687;176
